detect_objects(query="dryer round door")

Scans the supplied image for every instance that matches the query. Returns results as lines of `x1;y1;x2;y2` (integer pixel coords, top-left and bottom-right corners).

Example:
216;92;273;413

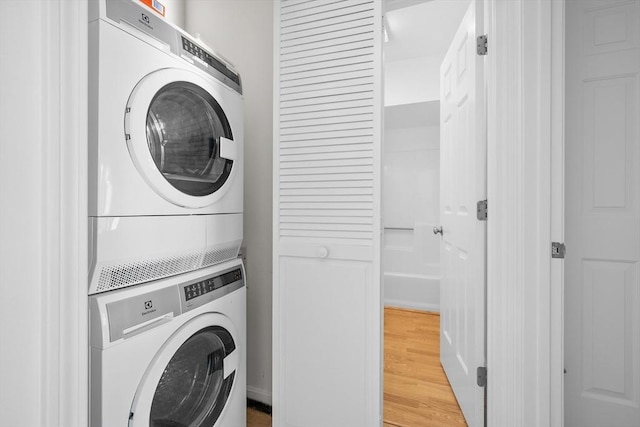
125;68;239;208
129;313;240;427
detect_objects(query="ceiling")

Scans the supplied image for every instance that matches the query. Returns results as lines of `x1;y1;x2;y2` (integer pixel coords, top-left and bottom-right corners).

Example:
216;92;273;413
384;0;471;63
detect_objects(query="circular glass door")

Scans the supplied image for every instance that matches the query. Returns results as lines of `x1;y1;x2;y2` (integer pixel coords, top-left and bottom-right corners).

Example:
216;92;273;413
125;68;239;208
149;326;236;427
146;82;233;197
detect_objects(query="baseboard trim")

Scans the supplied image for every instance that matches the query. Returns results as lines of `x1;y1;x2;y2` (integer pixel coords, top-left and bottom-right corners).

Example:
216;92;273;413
247;398;272;415
247;385;272;406
384;299;440;313
385;306;440;316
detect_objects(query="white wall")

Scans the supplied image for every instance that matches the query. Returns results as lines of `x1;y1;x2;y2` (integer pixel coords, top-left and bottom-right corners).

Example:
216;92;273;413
383;102;441;310
384;125;440;227
161;0;185;29
383;0;470;106
185;0;274;405
0;6;47;418
384;56;440;106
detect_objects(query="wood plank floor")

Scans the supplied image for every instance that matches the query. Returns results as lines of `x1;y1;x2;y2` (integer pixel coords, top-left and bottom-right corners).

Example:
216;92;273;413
247;407;272;427
247;308;466;427
384;307;466;427
247;407;400;427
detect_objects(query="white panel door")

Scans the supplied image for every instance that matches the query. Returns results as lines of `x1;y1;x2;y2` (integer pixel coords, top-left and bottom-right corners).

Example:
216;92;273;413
438;2;486;426
273;0;383;426
565;1;640;426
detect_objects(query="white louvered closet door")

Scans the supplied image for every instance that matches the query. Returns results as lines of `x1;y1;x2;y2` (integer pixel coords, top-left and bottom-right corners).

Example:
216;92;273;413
273;1;383;426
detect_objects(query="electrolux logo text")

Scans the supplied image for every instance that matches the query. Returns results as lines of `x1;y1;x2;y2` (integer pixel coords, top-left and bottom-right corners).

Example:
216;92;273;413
138;13;153;30
142;300;156;316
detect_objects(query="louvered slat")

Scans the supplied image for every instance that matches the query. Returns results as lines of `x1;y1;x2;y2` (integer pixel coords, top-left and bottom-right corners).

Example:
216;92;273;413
277;0;379;245
280;222;372;232
280;209;373;218
280;230;373;240
280;121;374;137
281;100;373;118
280;130;373;144
281;62;373;82
281;39;372;60
280;172;373;184
280;139;372;152
281;46;374;69
281;3;373;33
280;179;372;188
282;27;373;51
281;78;374;98
280;149;372;162
281;144;372;156
282;0;371;22
281;114;372;130
281;188;372;197
278;215;373;225
280;86;372;104
281;0;336;8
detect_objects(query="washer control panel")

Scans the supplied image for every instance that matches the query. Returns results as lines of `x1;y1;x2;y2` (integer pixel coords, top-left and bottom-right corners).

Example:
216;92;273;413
92;260;245;347
180;266;244;312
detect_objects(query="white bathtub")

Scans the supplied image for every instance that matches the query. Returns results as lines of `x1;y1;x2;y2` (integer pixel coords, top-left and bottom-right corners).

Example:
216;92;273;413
383;227;440;312
384;271;440;312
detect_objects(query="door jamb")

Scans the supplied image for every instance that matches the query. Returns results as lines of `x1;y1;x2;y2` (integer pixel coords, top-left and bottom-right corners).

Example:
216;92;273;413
550;0;565;425
485;0;563;425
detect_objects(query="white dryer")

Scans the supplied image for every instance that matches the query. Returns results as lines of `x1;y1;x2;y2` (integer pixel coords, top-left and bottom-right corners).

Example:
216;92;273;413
90;259;246;427
89;0;244;294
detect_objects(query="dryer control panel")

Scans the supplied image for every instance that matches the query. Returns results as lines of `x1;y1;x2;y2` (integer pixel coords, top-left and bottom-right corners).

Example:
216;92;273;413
100;0;242;93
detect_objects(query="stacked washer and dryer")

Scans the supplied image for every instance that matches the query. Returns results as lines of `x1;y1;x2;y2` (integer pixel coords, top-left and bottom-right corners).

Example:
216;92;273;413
88;1;246;426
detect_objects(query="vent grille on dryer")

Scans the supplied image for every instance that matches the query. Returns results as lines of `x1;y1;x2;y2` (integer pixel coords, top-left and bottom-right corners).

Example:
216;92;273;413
96;253;201;292
202;245;240;268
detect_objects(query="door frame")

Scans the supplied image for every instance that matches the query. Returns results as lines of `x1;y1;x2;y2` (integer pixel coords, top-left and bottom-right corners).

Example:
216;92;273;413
383;0;566;424
381;1;565;425
44;1;90;425
485;0;565;425
549;1;565;425
0;1;89;425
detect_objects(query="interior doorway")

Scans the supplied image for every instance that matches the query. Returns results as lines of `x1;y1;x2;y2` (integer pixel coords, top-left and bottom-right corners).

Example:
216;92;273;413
563;0;640;426
382;1;479;425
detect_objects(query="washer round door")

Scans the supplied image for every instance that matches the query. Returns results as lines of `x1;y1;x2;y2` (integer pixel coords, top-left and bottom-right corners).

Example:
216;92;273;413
129;313;240;427
125;68;240;208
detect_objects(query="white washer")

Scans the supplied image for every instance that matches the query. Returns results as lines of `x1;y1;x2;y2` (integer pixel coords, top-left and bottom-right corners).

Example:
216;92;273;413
88;0;244;294
90;258;246;427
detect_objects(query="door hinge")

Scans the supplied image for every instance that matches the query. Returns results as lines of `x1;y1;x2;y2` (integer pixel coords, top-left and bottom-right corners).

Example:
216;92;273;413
552;242;566;259
477;35;488;55
477;200;488;221
477;366;487;387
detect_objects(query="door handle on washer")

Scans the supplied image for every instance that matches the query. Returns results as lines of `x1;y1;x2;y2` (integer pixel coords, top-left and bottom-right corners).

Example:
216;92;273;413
122;313;174;339
223;349;239;379
219;137;237;161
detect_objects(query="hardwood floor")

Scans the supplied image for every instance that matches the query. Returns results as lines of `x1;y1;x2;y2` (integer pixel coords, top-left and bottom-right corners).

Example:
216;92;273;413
384;307;467;427
247;408;402;427
247;308;466;427
247;407;272;427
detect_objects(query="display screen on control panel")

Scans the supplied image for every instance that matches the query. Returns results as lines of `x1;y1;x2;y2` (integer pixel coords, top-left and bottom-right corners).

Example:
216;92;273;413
184;268;243;301
181;37;240;85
